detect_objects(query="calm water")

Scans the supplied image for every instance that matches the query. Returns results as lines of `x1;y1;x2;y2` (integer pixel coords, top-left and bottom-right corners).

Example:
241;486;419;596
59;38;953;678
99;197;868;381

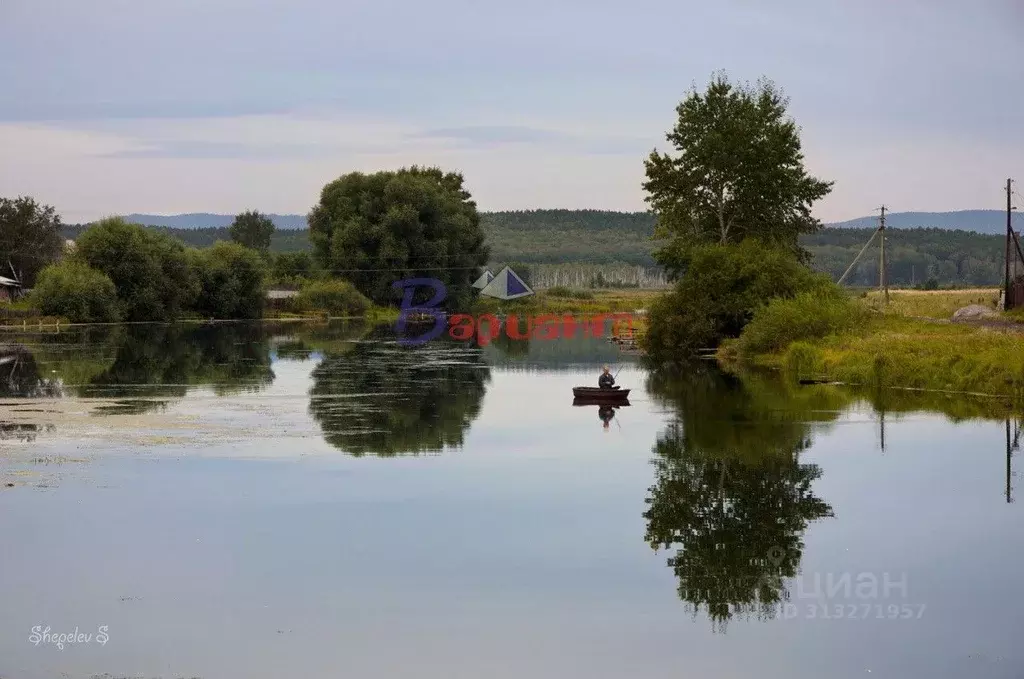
1;321;1021;678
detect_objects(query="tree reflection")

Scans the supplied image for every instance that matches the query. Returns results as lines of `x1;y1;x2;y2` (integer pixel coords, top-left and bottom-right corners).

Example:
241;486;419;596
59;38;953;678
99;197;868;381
309;326;490;456
0;348;63;398
644;364;838;630
75;323;275;404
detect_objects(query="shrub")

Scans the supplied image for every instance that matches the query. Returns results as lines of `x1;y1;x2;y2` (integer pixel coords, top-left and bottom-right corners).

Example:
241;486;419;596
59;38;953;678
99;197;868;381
192;241;268;319
297;279;371;316
640;239;832;358
737;287;865;355
32;261;119;323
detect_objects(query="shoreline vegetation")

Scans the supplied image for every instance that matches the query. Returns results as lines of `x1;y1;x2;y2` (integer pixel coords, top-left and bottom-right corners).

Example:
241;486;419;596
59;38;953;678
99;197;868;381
717;288;1024;404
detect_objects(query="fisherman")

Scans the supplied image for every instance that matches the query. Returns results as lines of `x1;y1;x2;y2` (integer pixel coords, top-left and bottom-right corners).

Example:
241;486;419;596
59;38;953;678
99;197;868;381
598;365;615;389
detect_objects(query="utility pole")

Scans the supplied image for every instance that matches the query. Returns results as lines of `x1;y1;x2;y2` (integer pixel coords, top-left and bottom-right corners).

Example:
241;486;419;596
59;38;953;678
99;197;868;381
878;206;889;304
1005;179;1013;310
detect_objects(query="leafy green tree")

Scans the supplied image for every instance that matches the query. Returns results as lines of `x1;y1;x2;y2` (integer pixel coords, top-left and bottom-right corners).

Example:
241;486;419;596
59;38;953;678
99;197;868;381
192;241;267;319
32;261;119;323
307;166;489;307
640;239;831;360
272;251;317;285
643;73;833;269
229;210;275;251
0;196;65;287
74;217;200;321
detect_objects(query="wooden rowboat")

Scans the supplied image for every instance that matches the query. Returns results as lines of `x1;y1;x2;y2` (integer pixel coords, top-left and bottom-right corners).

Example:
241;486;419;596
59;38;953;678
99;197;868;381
572;386;631;401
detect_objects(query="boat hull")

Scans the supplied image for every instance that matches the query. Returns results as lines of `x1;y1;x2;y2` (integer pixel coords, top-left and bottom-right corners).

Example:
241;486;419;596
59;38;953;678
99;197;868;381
572;387;630;401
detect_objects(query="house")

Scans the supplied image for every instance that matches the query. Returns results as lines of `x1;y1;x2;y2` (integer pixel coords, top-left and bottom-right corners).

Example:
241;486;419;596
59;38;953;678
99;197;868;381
0;276;20;302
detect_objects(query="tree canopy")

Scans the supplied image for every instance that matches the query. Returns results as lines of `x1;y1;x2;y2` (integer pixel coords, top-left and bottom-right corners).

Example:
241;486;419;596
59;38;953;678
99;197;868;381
643;73;832;264
73;217;200;322
229;210;275;251
307;166;489;307
0;196;65;287
191;241;267;319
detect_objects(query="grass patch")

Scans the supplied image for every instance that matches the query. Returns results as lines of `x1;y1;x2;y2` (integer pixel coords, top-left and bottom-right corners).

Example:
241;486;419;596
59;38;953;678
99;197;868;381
863;288;1000;319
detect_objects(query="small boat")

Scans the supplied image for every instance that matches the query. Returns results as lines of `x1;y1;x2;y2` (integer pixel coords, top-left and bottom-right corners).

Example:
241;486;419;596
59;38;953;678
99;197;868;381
572;386;631;401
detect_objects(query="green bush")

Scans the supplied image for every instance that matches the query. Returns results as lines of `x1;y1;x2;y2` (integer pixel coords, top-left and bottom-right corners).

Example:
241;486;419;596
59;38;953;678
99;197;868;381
192;241;268;319
32;261;119;323
640;239;832;358
297;279;371;316
737;287;864;355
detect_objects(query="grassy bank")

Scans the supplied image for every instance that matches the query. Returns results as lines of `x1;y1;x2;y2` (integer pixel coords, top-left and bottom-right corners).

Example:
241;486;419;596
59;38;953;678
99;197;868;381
721;288;1024;402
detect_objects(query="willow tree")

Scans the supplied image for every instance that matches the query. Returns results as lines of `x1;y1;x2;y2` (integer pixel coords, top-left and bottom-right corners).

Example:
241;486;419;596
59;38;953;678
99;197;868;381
643;73;833;272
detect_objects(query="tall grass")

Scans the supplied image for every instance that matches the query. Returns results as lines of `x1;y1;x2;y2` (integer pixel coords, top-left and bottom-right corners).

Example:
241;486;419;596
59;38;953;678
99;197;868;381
737;290;865;355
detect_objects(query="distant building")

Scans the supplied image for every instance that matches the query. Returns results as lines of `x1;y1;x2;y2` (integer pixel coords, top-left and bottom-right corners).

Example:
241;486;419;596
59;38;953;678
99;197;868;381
0;275;20;302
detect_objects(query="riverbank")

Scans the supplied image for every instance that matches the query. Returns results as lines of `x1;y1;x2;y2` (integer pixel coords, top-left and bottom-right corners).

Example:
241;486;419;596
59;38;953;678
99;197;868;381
719;288;1024;403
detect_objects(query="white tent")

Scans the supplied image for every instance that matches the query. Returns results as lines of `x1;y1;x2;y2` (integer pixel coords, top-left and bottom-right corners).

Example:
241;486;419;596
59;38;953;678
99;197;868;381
479;265;534;300
471;270;494;289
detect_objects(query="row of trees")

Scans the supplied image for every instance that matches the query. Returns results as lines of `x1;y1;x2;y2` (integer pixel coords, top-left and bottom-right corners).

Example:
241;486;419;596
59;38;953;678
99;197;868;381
33;218;269;322
6;165;494;319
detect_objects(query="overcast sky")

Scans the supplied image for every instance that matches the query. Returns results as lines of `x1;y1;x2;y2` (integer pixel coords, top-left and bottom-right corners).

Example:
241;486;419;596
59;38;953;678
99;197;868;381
1;0;1021;223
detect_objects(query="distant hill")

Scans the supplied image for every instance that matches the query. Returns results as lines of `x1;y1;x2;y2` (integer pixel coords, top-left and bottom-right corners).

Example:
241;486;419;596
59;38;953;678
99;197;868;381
122;208;1016;235
125;213;308;230
827;210;1013;234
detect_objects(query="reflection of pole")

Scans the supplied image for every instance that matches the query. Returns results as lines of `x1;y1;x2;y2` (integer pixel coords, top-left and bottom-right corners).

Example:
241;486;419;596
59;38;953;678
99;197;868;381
1008;419;1015;504
879;410;886;452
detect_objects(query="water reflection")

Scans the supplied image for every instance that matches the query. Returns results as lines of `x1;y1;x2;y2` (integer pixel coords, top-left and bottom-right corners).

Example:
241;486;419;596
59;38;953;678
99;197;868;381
75;324;275;400
0;348;63;398
309;326;491;456
644;365;839;631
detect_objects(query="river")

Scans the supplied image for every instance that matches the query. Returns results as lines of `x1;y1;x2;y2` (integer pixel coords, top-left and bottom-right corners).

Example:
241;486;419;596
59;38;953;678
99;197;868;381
0;320;1021;678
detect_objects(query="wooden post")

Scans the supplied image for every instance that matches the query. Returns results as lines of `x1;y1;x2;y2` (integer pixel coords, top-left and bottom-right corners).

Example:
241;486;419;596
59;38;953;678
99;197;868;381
1005;179;1013;309
879;206;888;304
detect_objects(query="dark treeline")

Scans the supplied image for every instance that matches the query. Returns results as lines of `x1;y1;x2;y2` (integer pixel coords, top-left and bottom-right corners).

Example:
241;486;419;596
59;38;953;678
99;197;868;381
61;223;312;253
803;227;1006;287
62;215;1011;288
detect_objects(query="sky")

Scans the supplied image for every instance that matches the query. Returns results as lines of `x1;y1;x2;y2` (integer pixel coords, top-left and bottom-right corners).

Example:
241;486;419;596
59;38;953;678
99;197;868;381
1;0;1022;223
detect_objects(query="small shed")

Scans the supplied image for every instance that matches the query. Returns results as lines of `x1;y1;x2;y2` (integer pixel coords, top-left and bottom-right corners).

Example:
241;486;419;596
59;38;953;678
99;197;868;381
0;275;20;302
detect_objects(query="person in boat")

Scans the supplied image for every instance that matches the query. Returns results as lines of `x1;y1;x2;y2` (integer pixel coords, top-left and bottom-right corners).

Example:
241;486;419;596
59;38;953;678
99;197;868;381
598;405;615;430
599;365;615;389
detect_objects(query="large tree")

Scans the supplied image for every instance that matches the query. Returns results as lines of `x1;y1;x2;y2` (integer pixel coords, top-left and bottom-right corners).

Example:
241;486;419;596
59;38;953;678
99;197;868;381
0;196;65;287
643;73;833;264
229;210;275;251
74;217;200;321
307;166;490;307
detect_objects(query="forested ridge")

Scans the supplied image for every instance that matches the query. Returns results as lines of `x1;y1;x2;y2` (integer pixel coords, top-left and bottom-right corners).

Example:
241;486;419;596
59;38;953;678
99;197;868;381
61;210;1017;287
